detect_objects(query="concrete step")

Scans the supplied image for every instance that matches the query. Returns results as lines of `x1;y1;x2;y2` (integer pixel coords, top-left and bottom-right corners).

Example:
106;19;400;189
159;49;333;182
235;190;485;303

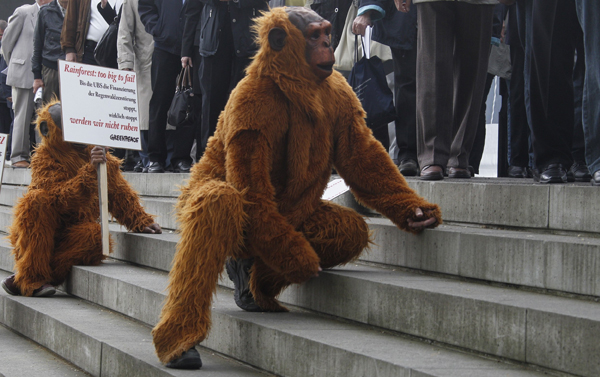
1;263;554;377
0;271;273;377
4;169;600;233
2;236;596;376
0;324;91;377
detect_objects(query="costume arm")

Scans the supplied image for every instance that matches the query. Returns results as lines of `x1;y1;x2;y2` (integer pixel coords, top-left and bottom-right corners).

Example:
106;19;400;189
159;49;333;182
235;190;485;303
105;155;154;232
117;0;136;70
227;130;321;283
333;91;441;234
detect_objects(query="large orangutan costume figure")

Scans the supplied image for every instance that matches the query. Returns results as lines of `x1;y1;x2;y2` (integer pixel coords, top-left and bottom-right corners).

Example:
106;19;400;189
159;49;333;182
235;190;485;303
152;7;441;368
3;101;161;297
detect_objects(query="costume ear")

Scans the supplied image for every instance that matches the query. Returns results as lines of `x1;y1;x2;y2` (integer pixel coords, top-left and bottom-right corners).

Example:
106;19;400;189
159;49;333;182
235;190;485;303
39;121;49;137
48;103;62;130
268;27;287;51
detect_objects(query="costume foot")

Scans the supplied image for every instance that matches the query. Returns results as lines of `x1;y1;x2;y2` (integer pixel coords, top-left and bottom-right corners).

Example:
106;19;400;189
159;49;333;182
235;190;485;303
33;283;56;297
166;347;202;370
2;274;21;296
226;257;264;312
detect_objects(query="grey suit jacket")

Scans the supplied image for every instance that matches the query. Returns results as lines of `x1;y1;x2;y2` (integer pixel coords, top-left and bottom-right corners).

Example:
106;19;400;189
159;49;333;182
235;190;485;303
1;3;39;89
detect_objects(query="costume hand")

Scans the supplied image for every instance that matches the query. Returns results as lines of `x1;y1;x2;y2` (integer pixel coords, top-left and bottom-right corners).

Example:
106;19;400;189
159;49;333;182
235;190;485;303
90;146;107;167
352;14;372;36
66;52;76;62
33;79;44;94
407;207;438;231
181;56;192;68
396;0;411;12
141;223;162;234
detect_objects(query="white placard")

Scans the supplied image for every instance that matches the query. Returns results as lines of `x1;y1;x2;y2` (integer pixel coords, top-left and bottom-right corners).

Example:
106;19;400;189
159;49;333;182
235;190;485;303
58;60;141;150
0;133;8;192
322;178;350;200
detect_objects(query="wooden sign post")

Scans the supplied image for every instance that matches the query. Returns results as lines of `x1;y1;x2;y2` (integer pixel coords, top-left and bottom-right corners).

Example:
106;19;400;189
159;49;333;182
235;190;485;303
58;60;141;255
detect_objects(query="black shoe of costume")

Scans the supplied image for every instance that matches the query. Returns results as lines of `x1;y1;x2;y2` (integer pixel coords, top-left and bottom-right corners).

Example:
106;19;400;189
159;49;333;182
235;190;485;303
534;164;568;184
569;162;591;182
147;162;165;173
592;170;600;186
166;347;202;370
133;160;144;173
398;159;419;177
1;274;21;296
172;160;191;173
226;258;263;312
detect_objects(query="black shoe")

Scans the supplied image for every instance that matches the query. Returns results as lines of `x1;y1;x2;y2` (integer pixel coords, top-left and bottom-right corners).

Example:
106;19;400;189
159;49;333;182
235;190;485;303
592;170;600;186
533;163;568;184
1;274;21;296
166;347;202;370
447;167;471;179
225;258;263;312
147;162;165;173
508;165;529;178
172;160;191;173
569;162;591;182
133;160;144;173
398;159;419;176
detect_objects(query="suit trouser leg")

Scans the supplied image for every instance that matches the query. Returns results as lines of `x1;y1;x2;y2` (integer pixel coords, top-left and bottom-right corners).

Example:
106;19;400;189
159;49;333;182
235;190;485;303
10;87;34;164
392;47;417;164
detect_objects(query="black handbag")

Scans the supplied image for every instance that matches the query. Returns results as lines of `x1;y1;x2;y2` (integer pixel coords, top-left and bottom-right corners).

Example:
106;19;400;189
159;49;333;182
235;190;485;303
347;36;396;130
167;66;195;128
94;5;122;68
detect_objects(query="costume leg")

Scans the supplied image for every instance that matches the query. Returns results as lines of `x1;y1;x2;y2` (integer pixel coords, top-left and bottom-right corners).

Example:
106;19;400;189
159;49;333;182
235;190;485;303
49;222;105;286
152;181;246;364
10;190;59;297
250;201;370;310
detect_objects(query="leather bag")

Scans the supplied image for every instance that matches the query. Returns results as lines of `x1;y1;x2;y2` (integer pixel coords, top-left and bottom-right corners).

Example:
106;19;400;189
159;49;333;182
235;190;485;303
94;5;123;69
167;66;195;128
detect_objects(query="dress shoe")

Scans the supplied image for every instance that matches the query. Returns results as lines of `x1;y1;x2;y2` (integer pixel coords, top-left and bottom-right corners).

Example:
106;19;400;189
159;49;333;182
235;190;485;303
172;160;191;173
147;161;165;173
133;160;144;173
533;163;567;184
420;165;444;181
569;162;591;182
508;165;530;178
398;159;419;177
12;161;29;169
166;347;202;369
2;274;55;297
448;167;471;179
592;170;600;186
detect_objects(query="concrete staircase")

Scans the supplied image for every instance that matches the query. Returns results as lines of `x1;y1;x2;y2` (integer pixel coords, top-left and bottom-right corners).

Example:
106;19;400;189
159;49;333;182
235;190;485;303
1;168;599;377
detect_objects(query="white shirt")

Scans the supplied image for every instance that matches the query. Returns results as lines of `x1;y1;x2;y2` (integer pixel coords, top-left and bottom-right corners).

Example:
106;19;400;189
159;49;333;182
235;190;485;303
86;0;123;42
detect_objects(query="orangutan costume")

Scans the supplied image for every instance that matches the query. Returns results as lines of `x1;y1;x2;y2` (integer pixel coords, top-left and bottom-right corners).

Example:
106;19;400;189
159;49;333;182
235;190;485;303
152;7;442;366
6;101;160;297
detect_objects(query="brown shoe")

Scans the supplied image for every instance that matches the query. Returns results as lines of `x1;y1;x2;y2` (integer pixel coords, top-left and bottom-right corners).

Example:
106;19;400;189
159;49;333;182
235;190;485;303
1;274;21;296
420;165;444;181
12;161;30;169
448;167;472;179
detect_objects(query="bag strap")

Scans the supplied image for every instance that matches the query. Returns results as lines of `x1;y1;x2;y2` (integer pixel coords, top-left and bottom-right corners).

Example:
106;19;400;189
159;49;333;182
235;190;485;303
353;34;366;63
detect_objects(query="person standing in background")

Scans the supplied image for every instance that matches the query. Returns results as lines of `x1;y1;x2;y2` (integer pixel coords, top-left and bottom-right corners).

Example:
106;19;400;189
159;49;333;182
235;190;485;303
0;20;13;143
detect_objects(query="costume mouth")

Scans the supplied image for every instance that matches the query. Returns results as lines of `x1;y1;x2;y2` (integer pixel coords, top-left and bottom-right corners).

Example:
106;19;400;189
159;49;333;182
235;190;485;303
317;63;334;71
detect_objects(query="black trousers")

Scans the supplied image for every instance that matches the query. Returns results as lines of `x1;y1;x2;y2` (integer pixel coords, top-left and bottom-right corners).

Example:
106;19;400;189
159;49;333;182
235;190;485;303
148;48;194;165
198;16;251;153
391;46;417;164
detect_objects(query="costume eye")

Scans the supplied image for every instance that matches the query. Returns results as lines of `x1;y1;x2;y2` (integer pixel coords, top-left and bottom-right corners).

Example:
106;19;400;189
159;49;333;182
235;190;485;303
311;30;320;40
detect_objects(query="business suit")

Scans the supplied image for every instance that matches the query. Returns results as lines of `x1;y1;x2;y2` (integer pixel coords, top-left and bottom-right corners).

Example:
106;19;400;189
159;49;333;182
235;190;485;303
2;3;39;165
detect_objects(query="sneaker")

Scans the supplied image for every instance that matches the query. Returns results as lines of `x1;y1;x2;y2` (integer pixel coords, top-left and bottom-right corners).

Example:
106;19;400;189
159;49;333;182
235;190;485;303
32;283;56;297
133;160;144;173
1;274;21;296
225;258;263;312
569;162;591;182
166;347;202;369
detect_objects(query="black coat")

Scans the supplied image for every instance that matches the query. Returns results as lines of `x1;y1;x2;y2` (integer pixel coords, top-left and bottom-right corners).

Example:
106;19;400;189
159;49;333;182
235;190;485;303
197;0;268;58
32;0;65;79
359;0;417;50
139;0;185;56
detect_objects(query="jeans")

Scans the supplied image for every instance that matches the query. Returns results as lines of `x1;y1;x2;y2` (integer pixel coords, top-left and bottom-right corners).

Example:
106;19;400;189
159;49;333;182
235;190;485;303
575;0;600;175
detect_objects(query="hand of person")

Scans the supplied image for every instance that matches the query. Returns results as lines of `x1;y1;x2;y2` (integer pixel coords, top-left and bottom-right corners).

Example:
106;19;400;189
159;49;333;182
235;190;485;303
407;207;438;231
396;0;411;13
7;97;12;103
33;79;44;94
141;223;162;234
66;52;76;62
90;146;107;167
181;56;192;68
352;14;372;36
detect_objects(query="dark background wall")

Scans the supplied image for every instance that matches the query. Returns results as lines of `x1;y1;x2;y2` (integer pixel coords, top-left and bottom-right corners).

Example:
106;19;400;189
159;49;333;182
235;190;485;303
1;1;30;23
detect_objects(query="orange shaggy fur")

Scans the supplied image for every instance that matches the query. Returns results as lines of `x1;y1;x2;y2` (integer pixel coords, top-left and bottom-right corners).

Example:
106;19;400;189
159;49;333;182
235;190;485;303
9;100;155;296
152;7;442;364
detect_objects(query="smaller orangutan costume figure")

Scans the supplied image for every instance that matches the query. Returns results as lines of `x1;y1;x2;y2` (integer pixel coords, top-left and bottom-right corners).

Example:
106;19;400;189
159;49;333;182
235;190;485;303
151;7;442;369
1;101;161;298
